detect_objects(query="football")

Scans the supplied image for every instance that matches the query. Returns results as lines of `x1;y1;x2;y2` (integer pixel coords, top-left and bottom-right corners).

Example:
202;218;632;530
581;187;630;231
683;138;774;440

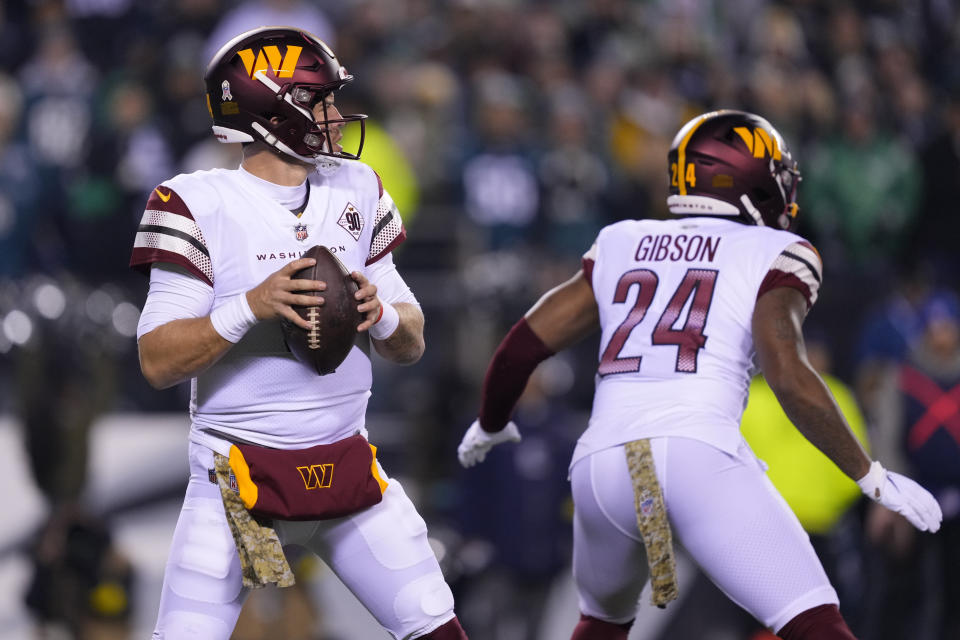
281;245;363;375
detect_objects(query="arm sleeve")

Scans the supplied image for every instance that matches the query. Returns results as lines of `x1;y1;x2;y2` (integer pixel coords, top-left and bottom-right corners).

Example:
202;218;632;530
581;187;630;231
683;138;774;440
756;240;823;309
479;318;555;432
365;252;419;307
136;264;216;339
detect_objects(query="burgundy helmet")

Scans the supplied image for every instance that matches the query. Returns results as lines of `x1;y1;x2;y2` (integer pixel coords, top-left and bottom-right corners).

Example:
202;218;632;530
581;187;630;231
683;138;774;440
666;110;800;230
204;26;366;162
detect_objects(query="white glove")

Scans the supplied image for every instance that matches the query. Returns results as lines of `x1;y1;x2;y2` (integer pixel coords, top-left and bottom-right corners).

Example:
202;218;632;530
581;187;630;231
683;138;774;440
457;419;522;468
857;461;943;532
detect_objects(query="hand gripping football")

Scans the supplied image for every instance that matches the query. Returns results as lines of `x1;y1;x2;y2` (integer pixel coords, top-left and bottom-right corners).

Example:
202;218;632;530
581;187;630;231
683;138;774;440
281;245;363;375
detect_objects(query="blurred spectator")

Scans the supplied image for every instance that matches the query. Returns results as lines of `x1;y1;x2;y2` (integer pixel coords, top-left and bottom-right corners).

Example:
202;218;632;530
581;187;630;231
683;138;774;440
864;292;960;640
0;73;43;278
460;71;540;251
913;86;960;278
71;77;175;280
802;97;921;274
19;22;97;172
853;267;953;416
537;86;611;258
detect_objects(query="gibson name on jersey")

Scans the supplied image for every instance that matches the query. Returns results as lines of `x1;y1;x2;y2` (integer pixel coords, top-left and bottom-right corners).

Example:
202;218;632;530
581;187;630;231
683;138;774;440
635;233;721;263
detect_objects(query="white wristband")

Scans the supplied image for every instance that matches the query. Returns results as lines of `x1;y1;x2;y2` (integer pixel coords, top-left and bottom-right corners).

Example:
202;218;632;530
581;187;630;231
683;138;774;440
368;301;399;340
210;293;257;343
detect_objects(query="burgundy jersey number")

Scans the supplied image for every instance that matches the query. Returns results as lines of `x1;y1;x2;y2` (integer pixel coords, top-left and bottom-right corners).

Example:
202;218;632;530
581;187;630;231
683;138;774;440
599;268;718;376
597;269;658;376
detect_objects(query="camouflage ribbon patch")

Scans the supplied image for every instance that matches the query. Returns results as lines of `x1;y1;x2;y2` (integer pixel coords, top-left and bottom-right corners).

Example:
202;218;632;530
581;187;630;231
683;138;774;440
623;439;679;608
214;453;295;590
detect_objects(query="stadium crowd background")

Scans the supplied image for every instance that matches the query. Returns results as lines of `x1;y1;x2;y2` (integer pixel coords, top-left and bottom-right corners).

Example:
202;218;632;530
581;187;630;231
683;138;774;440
0;0;958;638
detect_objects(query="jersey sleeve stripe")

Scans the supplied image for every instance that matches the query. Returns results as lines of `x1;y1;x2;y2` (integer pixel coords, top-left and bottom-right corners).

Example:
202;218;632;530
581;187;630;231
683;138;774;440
371;209;393;238
366;228;407;266
780;249;821;284
130;189;214;285
140;208;205;237
131;232;214;285
366;191;406;265
758;241;823;308
137;223;210;257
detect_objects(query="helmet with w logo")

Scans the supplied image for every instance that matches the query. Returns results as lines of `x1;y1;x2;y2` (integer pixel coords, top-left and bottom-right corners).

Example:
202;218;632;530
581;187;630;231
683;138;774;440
204;26;366;162
666;110;800;230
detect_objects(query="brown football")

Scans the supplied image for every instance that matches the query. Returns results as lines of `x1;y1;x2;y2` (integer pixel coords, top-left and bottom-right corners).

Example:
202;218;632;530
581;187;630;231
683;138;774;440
281;245;363;375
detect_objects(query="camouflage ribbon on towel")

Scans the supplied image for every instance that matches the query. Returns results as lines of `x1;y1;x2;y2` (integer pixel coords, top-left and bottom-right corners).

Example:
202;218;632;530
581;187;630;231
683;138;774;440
213;452;295;589
623;439;679;608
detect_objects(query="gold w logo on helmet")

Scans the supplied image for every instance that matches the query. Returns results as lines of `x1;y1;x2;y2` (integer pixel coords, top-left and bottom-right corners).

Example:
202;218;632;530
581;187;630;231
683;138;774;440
237;45;303;78
733;126;782;161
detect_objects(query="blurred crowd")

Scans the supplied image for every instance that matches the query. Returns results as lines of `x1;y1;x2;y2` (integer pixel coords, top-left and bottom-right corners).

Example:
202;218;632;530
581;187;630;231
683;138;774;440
1;0;959;639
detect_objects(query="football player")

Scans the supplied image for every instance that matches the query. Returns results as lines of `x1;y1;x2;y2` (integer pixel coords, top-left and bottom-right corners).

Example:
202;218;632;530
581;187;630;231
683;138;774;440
457;110;942;640
131;27;467;640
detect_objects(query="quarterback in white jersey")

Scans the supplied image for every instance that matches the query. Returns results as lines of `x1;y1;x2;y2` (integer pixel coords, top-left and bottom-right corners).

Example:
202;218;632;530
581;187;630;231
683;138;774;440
132;27;468;640
457;111;941;640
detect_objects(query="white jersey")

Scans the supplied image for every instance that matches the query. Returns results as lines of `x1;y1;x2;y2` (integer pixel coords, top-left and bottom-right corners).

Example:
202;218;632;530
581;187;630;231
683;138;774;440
130;160;407;449
571;217;822;465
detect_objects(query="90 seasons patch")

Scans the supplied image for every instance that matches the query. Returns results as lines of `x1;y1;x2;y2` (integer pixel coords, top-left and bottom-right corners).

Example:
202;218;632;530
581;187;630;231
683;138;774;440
337;203;363;241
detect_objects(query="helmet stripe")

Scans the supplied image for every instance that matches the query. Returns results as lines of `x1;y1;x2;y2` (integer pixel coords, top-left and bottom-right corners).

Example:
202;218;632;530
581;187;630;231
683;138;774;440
676;115;707;196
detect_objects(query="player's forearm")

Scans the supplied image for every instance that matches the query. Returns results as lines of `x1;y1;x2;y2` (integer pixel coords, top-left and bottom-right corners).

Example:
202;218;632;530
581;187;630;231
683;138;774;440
769;365;872;481
138;317;234;389
372;302;424;365
478;318;554;432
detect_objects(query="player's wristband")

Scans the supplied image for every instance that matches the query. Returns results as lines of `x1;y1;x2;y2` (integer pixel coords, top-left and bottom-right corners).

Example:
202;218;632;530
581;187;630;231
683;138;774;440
369;301;399;340
210;293;257;343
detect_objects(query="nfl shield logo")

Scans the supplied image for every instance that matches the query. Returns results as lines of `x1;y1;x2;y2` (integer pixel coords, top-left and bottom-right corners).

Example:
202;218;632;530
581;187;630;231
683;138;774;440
294;223;309;242
640;497;654;517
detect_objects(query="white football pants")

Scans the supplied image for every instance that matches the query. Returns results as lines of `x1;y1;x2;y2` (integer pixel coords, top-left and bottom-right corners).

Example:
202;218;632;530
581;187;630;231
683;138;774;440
152;441;456;639
570;437;838;633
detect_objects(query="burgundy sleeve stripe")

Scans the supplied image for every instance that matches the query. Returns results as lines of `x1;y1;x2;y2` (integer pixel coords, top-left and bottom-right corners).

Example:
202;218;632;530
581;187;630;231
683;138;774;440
757;270;813;308
129;248;214;286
